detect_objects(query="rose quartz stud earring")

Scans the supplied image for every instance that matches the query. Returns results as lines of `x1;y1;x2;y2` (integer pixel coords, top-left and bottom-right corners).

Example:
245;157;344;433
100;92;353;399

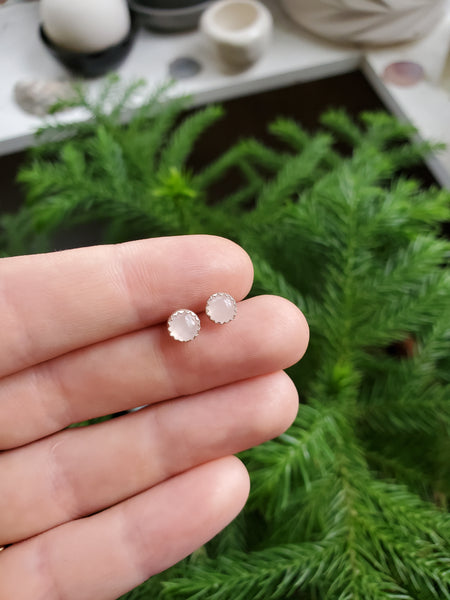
206;292;237;324
168;309;201;342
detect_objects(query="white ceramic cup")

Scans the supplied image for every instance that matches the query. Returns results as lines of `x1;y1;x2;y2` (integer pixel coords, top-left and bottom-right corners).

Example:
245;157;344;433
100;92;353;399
200;0;273;68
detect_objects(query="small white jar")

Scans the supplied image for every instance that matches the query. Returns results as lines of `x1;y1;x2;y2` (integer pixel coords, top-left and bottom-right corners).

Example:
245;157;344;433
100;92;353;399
40;0;131;54
201;0;273;68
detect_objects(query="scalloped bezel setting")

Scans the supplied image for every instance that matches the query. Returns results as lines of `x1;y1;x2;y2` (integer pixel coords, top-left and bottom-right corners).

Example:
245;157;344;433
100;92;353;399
168;309;201;342
206;292;237;324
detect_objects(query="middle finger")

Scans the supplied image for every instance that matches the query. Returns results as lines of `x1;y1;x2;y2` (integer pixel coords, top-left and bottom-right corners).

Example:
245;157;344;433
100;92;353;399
0;371;298;544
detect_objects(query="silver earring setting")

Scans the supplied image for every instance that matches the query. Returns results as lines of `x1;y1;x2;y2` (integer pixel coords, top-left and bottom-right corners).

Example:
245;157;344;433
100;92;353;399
168;293;237;342
206;292;237;324
167;309;201;342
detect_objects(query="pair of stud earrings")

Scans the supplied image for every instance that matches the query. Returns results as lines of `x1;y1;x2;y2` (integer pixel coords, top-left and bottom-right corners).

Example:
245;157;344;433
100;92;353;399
168;292;237;342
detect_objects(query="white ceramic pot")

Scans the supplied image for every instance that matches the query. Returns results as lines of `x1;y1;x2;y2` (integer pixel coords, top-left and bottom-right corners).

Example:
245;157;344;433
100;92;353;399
40;0;131;53
280;0;446;46
201;0;273;67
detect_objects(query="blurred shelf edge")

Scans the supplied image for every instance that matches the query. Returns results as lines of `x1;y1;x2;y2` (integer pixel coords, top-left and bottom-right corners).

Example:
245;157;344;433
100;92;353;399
1;0;450;187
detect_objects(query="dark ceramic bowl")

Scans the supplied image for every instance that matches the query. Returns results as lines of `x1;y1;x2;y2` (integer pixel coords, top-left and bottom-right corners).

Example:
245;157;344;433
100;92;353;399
39;19;137;78
128;0;212;32
140;0;208;6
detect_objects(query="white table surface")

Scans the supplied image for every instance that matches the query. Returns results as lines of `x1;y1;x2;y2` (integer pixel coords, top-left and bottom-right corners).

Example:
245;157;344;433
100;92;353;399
1;1;450;187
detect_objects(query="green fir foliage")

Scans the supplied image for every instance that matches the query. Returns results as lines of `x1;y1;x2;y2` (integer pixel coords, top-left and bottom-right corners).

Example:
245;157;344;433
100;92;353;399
1;78;449;599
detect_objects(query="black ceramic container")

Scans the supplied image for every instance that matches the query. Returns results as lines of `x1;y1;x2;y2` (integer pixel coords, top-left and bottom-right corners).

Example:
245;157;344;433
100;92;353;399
144;0;208;6
128;0;212;32
39;17;137;78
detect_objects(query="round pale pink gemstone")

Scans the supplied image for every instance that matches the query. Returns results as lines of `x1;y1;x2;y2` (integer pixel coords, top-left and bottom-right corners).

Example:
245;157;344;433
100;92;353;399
168;309;201;342
382;61;425;87
206;293;237;324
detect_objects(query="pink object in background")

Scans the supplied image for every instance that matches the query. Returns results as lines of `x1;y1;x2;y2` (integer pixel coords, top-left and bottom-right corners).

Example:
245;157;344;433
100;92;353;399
383;61;425;87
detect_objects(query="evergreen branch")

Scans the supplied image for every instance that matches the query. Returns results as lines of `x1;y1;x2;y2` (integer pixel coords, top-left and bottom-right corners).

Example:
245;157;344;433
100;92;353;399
91;73;123;118
268;117;312;151
244;404;346;519
125;96;188;175
359;272;450;348
218;181;261;213
160;105;224;170
368;480;450;544
360;388;450;435
254;133;333;213
17;158;75;204
237;158;261;186
365;449;431;493
320;108;363;147
193;138;285;190
109;78;148;122
125;80;177;129
366;180;450;243
322;444;449;599
359;111;418;145
89;125;131;200
251;255;318;325
160;544;332;600
192;143;246;189
236;138;289;171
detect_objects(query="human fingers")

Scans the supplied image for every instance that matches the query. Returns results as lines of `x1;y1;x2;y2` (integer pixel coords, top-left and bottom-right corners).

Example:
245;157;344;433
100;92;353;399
0;372;297;544
0;457;248;600
0;296;309;449
0;235;253;378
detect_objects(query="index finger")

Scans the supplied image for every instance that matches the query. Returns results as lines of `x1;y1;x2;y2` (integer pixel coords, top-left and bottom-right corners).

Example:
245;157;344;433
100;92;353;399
0;236;253;378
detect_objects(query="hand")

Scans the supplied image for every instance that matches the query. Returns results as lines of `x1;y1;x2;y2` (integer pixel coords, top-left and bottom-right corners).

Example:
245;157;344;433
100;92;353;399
0;235;309;600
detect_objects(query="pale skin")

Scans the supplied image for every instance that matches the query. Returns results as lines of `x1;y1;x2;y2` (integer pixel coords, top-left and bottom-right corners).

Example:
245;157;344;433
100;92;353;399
0;235;309;600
